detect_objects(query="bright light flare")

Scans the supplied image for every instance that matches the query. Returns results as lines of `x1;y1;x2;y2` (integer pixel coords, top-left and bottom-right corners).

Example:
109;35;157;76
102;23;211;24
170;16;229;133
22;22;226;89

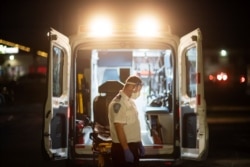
9;55;15;60
89;16;113;37
135;16;159;36
240;76;246;83
217;72;228;81
220;49;227;57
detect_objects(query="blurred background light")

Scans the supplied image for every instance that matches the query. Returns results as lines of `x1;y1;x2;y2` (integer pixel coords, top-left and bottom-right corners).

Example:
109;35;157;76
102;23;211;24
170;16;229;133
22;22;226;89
220;49;227;57
9;55;15;60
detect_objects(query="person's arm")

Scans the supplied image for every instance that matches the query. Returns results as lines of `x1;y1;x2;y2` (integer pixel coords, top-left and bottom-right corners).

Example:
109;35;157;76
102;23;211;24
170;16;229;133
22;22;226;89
114;122;134;162
114;123;129;150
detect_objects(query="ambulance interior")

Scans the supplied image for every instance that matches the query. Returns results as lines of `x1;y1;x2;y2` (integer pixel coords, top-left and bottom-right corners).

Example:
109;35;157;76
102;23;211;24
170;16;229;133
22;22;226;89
75;48;174;154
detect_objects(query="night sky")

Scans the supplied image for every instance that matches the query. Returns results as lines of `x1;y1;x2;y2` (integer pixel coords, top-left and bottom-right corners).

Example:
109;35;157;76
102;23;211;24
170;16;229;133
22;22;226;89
0;0;249;52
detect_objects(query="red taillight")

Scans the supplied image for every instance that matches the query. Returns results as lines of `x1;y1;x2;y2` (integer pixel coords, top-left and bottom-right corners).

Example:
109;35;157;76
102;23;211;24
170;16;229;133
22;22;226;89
164;161;173;166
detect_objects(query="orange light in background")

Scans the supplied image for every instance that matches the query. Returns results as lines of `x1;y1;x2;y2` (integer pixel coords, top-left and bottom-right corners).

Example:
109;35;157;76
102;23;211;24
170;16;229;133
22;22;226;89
0;39;30;52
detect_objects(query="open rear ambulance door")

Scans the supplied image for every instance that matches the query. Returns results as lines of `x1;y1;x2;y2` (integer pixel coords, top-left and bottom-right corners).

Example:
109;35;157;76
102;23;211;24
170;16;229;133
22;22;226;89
178;28;208;160
42;28;71;160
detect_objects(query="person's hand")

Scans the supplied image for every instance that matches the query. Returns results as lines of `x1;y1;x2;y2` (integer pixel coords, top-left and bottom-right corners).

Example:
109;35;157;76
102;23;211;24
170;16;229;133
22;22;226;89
138;142;145;156
124;148;134;162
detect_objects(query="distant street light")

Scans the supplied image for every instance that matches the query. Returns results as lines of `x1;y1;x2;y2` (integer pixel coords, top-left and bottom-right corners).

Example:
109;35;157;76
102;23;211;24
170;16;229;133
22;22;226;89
9;55;15;60
220;49;227;57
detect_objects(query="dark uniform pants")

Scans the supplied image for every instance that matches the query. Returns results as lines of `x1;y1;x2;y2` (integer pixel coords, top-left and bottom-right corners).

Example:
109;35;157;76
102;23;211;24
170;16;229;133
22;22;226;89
111;142;140;167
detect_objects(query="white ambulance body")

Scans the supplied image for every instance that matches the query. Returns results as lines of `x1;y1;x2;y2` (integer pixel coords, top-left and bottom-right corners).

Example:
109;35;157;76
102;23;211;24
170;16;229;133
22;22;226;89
42;2;208;166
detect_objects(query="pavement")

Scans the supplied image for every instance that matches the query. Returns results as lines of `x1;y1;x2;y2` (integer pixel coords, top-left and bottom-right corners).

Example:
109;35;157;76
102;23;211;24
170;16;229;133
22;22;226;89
0;103;43;125
207;105;250;124
1;102;250;167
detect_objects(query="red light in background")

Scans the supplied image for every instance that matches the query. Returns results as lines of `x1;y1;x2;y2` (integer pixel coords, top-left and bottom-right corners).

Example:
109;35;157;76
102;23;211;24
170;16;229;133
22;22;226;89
240;76;246;83
217;74;222;81
222;73;228;81
37;66;47;74
217;72;228;81
164;161;173;166
209;74;214;81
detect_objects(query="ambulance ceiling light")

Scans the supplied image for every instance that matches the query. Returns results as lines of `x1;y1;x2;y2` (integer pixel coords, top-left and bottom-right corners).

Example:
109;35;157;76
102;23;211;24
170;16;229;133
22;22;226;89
89;16;113;37
135;16;159;37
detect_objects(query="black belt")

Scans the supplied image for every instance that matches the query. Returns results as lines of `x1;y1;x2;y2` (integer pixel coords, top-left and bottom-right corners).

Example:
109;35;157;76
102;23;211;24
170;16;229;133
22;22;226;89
112;142;140;146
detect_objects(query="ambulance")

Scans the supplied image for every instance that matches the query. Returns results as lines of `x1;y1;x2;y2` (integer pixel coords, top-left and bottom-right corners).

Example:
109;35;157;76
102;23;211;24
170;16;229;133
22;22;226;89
42;1;209;166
